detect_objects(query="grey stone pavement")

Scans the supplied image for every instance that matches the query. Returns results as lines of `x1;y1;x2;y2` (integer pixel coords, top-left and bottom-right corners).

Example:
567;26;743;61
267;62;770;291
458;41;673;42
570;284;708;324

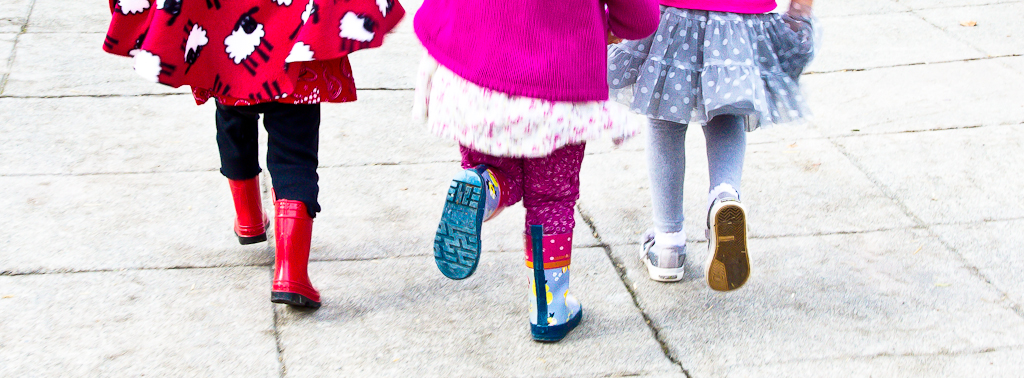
1;0;1023;377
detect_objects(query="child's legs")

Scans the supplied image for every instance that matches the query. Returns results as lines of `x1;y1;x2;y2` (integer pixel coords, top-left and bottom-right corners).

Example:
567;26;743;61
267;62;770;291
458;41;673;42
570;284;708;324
263;103;322;216
215;103;262;180
647;118;688;234
702;114;746;200
522;143;586;235
459;145;524;205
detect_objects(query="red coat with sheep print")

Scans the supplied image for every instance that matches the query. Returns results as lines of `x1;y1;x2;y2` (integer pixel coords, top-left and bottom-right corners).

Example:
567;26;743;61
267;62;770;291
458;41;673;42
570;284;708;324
103;0;404;105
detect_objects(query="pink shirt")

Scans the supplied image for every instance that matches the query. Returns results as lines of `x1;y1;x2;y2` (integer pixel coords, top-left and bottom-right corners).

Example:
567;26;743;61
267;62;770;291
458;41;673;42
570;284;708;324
660;0;777;13
415;0;660;102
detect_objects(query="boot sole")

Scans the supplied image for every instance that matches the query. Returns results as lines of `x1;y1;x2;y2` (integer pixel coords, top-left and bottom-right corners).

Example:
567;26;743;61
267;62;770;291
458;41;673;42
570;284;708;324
706;203;749;292
271;291;321;310
434;171;485;280
237;233;267;245
532;308;583;342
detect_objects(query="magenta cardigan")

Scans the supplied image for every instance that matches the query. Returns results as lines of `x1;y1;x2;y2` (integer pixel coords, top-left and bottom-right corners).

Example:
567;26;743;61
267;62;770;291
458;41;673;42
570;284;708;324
414;0;660;102
661;0;777;14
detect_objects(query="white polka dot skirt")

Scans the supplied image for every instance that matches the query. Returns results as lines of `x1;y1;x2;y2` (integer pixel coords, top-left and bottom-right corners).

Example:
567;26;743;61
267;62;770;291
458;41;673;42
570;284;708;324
608;7;818;130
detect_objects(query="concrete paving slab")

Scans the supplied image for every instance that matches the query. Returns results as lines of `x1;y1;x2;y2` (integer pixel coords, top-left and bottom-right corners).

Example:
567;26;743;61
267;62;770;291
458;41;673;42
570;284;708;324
0;172;274;275
349;32;423;90
1002;55;1024;75
806;12;984;73
319;90;454;167
3;32;189;97
915;3;1024;57
833;124;1024;224
0;32;14;77
27;0;109;33
578;138;914;246
726;348;1024;378
897;0;1023;11
803;59;1024;137
275;250;683;377
0;96;217;175
0;267;280;377
610;229;1024;377
933;219;1024;307
312;163;599;262
811;0;910;17
0;0;31;33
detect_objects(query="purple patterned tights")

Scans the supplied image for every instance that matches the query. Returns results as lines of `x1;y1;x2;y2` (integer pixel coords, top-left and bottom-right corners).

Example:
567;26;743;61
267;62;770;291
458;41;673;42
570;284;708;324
460;144;585;235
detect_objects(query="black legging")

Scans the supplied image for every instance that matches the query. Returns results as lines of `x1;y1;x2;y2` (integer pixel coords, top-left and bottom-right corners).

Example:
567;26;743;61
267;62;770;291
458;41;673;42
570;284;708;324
215;102;321;217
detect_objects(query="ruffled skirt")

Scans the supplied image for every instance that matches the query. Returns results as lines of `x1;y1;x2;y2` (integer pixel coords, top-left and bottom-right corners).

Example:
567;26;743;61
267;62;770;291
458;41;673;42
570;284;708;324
413;56;647;158
608;7;817;130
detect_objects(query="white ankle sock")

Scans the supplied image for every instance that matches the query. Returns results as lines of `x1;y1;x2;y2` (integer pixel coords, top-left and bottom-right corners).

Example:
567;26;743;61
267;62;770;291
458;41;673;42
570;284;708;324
707;183;740;210
654;230;687;247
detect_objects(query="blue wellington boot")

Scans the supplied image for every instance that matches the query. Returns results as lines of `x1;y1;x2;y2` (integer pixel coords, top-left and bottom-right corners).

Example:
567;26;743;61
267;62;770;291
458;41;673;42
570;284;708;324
434;165;510;280
527;225;583;342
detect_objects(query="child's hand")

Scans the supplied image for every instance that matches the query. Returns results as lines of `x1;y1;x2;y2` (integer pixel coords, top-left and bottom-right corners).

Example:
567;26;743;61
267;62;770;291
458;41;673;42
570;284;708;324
606;31;623;45
787;0;814;19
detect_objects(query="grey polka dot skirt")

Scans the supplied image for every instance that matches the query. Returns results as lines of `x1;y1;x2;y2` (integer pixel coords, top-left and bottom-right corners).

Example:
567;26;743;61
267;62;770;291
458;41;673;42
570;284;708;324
608;7;817;130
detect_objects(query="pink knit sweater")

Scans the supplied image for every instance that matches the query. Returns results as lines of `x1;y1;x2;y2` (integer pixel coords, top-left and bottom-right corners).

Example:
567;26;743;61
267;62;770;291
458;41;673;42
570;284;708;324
414;0;660;102
660;0;776;14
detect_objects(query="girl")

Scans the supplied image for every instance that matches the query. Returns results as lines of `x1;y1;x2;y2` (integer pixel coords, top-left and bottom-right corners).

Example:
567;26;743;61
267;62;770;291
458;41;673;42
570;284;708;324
414;0;660;341
104;0;405;310
608;0;817;290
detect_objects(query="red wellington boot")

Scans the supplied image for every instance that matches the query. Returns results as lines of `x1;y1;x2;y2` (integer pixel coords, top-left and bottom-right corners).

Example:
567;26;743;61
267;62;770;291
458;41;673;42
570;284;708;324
228;177;269;245
271;200;321;309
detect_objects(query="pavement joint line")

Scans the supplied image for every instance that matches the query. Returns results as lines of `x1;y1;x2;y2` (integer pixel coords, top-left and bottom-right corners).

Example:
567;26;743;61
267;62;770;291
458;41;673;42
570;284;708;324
0;0;35;95
0;262;268;277
270;278;288;378
823;126;1024;322
829;121;1023;138
803;54;1023;76
732;344;1024;368
576;203;693;378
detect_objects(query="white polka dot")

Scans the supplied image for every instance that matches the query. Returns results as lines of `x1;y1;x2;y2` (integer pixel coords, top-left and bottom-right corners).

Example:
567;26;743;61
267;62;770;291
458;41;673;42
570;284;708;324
612;79;620;85
663;93;670;100
723;39;729;45
682;43;689;51
704;40;711;47
713;50;720;57
733;48;740;55
705;99;713;104
550;239;555;243
723;93;732;99
674;84;682;90
560;246;565;250
609;64;617;71
708;80;716;86
641;87;649;94
668;71;676;78
684;98;690;104
657;35;663;42
670;106;678;113
648;66;655;73
724;59;732;65
745;89;753;95
638;44;646;50
654;93;661;99
690;56;697;62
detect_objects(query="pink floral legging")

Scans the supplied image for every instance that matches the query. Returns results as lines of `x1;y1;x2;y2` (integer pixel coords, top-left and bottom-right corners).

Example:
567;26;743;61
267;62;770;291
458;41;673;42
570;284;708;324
460;143;585;235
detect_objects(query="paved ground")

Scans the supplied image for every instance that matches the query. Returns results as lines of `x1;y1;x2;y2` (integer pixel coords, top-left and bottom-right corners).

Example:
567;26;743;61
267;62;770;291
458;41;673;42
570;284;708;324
1;0;1023;377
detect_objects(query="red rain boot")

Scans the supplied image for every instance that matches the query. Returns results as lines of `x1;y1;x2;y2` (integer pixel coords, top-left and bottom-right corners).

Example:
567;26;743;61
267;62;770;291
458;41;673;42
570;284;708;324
271;200;321;309
228;177;269;245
